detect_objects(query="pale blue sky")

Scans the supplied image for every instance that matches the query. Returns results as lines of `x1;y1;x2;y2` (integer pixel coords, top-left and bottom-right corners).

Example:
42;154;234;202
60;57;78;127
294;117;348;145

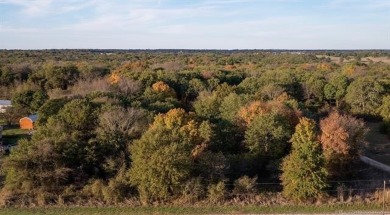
0;0;389;49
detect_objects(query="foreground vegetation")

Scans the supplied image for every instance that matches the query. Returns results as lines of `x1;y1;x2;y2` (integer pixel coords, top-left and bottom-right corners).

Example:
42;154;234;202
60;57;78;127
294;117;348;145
0;50;389;207
0;203;385;215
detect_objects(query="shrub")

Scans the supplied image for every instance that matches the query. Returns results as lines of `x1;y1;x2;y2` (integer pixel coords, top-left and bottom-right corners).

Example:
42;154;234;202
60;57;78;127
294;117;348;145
207;181;227;203
180;177;206;203
232;176;258;196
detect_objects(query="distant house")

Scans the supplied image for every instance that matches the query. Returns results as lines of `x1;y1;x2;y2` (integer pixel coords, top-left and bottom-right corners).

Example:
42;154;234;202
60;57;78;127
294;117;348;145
19;114;38;130
0;100;12;113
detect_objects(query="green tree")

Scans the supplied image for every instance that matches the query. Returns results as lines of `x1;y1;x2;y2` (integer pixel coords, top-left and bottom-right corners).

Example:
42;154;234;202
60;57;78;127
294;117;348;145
184;78;206;102
33;98;98;177
379;96;390;135
219;93;245;123
12;90;34;111
345;77;385;115
281;118;328;202
380;96;390;122
31;90;49;112
237;77;263;94
37;98;69;125
244;113;292;159
303;75;326;104
0;66;14;86
324;75;349;107
44;63;80;90
193;91;220;121
12;89;48;113
142;81;180;113
193;83;234;122
129;108;211;203
2;138;71;203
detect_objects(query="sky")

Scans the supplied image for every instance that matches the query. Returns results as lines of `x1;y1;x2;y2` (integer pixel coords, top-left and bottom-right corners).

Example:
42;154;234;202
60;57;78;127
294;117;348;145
0;0;389;49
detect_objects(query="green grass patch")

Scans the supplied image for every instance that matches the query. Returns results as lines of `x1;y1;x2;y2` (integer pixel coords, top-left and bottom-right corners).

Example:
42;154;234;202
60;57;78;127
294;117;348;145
2;125;29;145
2;127;26;136
0;203;385;215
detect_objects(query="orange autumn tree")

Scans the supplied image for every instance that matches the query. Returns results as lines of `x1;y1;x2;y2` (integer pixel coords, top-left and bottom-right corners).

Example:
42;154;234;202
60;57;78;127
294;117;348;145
108;72;121;84
108;61;149;85
142;81;179;113
341;63;356;76
316;63;333;72
151;81;176;97
320;111;367;178
238;94;301;127
238;101;270;125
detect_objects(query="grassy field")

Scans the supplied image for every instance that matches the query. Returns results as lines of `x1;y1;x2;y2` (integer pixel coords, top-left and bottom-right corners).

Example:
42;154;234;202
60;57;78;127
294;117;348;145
1;125;29;146
0;204;385;215
0;115;29;146
315;55;390;64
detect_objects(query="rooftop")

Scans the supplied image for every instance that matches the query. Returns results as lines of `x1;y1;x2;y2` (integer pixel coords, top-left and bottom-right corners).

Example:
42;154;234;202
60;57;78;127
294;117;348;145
27;114;38;122
0;100;11;106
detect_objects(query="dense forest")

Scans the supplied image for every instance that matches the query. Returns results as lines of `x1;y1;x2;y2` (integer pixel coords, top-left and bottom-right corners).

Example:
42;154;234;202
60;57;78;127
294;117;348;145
0;49;389;206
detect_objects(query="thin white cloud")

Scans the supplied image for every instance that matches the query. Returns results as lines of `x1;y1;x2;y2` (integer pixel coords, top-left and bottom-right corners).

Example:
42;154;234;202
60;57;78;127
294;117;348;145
0;0;388;49
327;0;390;9
0;0;50;16
57;3;218;32
0;0;98;16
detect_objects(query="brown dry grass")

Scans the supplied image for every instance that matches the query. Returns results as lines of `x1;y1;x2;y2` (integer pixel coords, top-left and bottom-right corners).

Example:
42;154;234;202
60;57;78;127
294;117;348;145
316;55;390;64
362;57;390;64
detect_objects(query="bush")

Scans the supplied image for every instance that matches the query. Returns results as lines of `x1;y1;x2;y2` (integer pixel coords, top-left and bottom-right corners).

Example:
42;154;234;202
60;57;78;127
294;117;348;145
232;176;258;196
84;166;132;205
207;181;226;203
179;177;206;204
83;180;105;202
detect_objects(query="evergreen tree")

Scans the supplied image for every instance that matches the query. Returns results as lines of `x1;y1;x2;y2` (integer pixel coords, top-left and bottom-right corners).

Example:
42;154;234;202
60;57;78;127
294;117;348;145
281;118;328;202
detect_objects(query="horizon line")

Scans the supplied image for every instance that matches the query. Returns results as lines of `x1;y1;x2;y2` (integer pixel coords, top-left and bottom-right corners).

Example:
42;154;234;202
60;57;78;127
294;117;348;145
1;48;390;51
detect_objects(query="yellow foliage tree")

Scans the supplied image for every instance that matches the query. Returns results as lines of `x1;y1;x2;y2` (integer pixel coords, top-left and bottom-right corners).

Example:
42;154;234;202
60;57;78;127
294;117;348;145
316;63;332;72
342;64;356;75
151;81;176;97
108;73;121;84
238;97;301;127
238;101;270;125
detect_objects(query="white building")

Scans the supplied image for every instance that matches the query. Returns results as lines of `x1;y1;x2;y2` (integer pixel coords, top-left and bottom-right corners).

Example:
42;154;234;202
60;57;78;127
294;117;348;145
0;100;12;113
